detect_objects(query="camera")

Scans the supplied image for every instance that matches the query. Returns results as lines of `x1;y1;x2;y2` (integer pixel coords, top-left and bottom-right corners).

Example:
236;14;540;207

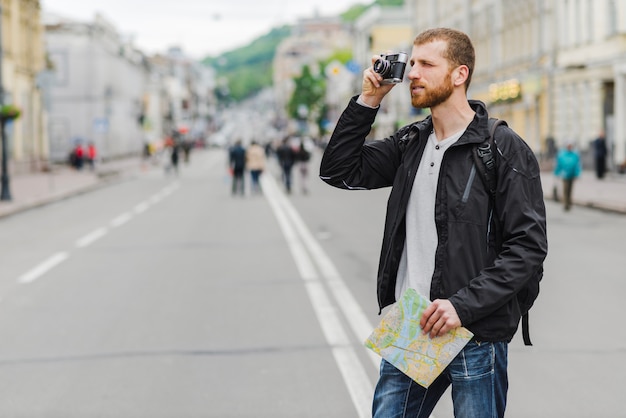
373;52;408;84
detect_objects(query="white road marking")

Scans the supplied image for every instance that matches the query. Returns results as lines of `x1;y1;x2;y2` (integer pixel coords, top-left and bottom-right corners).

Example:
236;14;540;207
17;183;179;285
148;194;163;205
110;212;133;228
263;174;439;418
273;178;381;368
262;174;373;418
75;227;108;248
162;182;180;196
133;201;150;214
18;252;69;284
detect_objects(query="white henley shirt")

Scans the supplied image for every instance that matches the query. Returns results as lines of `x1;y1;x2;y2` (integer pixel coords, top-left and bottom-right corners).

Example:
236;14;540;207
395;129;465;300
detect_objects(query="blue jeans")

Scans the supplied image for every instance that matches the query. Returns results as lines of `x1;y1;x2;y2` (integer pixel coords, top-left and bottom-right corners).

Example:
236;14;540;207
281;165;293;194
250;170;262;194
372;341;508;418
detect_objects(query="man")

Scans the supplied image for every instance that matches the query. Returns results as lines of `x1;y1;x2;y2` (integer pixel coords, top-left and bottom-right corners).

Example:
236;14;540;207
229;140;246;196
276;137;296;194
319;28;547;417
592;131;607;179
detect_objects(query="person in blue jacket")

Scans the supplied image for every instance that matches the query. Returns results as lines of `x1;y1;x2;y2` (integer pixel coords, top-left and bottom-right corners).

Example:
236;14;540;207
554;142;582;211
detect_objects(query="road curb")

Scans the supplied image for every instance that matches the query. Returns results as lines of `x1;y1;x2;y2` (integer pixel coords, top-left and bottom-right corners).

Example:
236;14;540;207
0;170;135;220
543;193;626;215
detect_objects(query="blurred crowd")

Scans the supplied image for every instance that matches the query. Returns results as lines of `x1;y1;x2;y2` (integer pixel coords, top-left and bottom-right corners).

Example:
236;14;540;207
228;134;314;197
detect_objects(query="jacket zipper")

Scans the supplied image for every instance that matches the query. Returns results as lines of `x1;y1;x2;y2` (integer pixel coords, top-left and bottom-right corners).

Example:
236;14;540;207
462;164;477;203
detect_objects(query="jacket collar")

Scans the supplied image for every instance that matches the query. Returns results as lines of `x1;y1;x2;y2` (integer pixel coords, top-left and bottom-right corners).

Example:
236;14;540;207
411;99;490;146
463;100;490;145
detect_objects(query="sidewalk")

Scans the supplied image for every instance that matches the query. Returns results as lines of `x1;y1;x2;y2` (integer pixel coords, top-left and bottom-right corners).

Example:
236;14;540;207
1;157;625;219
541;170;626;214
0;156;145;219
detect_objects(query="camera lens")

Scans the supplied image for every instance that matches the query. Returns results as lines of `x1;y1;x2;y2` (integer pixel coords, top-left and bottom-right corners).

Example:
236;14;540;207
373;59;390;76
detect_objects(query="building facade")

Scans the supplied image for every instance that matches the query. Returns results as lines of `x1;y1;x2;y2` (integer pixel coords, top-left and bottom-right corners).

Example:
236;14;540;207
153;47;216;146
44;13;217;163
353;5;413;136
405;0;626;169
273;15;353;135
1;0;48;173
44;13;148;162
408;0;554;156
552;0;626;169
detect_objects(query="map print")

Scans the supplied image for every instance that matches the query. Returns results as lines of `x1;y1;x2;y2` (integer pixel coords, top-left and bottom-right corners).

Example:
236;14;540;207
364;288;474;388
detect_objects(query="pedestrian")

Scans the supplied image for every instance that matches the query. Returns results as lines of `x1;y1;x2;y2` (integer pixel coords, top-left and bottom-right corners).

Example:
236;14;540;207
276;137;296;194
87;142;97;170
592;131;607;179
554;141;582;211
73;143;84;170
246;140;266;195
296;139;312;194
320;27;547;418
182;140;192;164
229;140;246;196
163;136;177;175
170;141;180;176
143;141;152;161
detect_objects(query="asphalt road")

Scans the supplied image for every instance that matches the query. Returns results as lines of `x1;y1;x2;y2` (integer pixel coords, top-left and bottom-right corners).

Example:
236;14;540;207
0;148;623;417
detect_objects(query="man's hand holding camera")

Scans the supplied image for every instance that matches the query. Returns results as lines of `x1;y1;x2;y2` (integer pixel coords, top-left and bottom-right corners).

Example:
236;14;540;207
359;52;408;108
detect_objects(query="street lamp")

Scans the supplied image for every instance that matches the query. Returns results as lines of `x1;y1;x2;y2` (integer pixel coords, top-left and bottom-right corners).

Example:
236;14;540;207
0;3;10;201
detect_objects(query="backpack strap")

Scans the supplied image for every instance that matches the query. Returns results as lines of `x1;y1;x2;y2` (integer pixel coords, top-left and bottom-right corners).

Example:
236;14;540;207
473;118;534;346
472;118;507;198
521;312;532;346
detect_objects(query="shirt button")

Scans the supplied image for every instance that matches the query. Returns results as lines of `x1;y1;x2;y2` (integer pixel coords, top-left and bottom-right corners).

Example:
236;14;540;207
435;145;440;150
430;162;435;167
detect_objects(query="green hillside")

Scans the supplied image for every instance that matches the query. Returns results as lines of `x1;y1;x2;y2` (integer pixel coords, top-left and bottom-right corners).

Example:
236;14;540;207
203;26;291;102
203;0;404;103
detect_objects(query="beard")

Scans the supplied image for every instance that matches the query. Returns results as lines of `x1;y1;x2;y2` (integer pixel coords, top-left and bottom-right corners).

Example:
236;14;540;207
411;71;454;109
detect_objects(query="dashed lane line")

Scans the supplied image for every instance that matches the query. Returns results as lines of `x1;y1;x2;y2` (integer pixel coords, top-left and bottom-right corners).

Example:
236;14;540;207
75;227;108;248
18;252;70;284
110;212;133;228
17;183;179;285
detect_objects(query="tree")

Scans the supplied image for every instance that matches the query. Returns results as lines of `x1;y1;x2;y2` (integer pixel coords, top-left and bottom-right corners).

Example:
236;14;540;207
287;65;326;134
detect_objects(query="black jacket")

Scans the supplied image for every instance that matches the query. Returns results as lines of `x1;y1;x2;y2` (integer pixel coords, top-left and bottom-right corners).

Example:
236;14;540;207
319;97;548;342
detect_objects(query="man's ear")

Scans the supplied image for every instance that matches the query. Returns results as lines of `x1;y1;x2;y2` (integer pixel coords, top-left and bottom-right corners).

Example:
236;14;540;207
453;65;469;87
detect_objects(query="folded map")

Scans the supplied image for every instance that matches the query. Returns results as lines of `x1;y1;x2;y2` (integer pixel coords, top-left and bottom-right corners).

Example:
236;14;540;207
364;288;474;388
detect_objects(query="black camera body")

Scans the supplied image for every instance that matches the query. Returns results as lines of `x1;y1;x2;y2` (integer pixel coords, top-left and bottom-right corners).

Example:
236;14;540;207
373;52;408;84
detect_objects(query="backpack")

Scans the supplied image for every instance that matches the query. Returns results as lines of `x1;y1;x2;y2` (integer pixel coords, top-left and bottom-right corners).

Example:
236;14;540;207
472;118;543;346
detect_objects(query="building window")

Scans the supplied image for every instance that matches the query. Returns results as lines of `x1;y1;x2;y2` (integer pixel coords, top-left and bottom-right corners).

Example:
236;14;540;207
562;0;570;47
574;0;581;45
586;0;594;43
607;0;618;36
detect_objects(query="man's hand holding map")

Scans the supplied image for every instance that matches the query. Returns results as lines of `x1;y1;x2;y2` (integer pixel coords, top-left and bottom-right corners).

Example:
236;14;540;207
364;288;474;388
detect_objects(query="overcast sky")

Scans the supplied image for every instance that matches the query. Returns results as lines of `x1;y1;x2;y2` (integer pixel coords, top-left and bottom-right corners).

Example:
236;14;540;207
41;0;363;59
